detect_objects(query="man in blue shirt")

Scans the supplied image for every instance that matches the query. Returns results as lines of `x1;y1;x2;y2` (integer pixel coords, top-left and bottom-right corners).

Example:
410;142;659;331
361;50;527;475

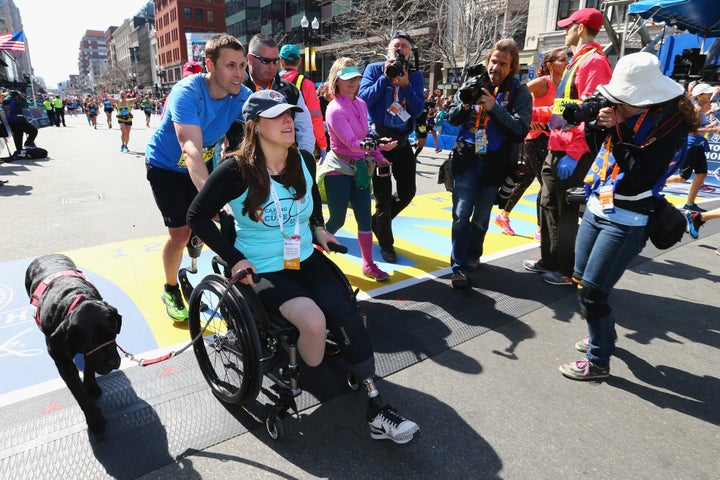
359;31;425;263
146;34;252;321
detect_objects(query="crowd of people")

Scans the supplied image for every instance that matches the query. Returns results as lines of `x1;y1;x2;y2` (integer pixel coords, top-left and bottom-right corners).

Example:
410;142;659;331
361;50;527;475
5;7;718;440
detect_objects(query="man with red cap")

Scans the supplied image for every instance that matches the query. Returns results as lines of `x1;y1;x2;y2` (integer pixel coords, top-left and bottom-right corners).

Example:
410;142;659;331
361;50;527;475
523;8;612;286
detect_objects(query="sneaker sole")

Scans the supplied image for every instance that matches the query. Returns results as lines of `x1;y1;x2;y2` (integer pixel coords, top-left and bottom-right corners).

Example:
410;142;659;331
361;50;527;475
558;364;609;381
363;273;389;282
370;428;420;445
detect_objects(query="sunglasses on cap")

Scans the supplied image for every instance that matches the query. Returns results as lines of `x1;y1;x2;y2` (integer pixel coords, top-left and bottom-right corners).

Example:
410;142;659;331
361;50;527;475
249;53;280;65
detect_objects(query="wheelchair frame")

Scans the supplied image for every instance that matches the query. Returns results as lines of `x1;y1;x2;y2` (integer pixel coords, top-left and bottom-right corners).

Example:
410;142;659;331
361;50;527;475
183;250;362;441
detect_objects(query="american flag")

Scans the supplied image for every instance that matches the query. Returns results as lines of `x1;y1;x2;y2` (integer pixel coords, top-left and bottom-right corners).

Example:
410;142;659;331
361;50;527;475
0;31;25;52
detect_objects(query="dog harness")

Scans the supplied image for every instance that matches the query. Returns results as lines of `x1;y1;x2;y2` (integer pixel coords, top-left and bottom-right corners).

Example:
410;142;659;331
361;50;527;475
31;269;88;326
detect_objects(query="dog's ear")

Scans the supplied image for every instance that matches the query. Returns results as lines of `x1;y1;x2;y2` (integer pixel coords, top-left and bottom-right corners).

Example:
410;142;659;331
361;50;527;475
105;302;122;334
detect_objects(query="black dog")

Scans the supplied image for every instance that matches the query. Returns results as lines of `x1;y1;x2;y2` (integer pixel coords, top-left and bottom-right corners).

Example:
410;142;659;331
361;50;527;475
25;254;122;435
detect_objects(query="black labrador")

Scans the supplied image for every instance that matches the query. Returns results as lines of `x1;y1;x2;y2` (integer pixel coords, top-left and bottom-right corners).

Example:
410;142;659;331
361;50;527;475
25;254;122;436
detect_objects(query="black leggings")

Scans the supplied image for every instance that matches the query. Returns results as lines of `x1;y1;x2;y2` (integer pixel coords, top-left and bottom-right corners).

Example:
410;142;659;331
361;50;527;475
255;249;375;379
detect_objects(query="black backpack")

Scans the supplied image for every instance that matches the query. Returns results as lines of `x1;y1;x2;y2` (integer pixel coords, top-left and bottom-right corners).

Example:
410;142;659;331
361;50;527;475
14;146;48;159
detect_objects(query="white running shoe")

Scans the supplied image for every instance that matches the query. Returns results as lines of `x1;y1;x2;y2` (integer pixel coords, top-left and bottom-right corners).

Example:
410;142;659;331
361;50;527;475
368;405;419;444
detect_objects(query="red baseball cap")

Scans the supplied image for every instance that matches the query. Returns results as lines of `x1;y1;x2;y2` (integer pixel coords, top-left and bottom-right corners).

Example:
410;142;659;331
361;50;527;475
182;61;203;77
557;8;604;31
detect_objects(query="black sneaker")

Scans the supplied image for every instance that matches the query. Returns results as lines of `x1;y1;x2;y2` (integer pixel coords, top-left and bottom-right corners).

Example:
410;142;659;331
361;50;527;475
523;259;550;273
381;246;397;263
368;405;419;445
450;271;468;289
684;203;706;213
559;358;609;381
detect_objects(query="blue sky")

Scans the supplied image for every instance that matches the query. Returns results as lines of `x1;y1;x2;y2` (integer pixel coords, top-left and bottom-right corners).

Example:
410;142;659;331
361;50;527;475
14;0;150;87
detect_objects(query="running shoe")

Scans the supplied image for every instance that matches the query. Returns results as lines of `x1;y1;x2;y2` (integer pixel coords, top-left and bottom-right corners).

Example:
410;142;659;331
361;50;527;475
523;259;550;273
684;203;706;213
368;404;419;444
685;211;704;239
161;288;188;322
542;271;574;286
493;214;515;236
699;184;716;193
534;231;542;241
559;358;609;381
450;271;468;289
363;263;389;282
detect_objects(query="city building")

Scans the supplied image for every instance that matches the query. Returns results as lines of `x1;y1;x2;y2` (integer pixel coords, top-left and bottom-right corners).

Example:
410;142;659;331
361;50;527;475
78;30;109;92
154;0;226;91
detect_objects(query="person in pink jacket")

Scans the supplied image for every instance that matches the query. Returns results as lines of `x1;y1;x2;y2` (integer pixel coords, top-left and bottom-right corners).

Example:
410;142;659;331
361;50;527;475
318;57;397;281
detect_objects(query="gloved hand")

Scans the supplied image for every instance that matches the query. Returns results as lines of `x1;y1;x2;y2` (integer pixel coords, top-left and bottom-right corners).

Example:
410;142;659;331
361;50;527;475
557;154;578;180
318;148;327;163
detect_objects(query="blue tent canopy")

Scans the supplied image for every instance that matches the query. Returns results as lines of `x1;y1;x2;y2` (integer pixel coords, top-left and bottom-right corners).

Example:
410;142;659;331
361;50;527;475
629;0;720;37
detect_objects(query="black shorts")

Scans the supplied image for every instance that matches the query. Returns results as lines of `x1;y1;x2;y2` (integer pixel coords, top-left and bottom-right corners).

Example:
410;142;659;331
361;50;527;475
104;108;113;113
146;163;198;228
679;146;708;179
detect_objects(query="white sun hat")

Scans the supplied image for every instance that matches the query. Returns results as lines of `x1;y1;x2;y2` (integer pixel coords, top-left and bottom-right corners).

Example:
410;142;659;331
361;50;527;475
597;52;684;106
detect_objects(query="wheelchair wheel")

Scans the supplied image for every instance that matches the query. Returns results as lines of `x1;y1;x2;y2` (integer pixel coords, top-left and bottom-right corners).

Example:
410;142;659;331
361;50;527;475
266;409;286;441
188;274;263;405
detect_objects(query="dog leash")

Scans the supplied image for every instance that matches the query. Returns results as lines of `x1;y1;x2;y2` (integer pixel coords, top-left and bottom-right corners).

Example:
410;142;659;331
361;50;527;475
115;269;255;367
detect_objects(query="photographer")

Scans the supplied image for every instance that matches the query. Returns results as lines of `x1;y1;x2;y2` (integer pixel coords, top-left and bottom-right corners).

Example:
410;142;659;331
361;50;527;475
3;90;38;153
558;52;697;381
359;31;425;263
523;8;612;286
446;38;531;288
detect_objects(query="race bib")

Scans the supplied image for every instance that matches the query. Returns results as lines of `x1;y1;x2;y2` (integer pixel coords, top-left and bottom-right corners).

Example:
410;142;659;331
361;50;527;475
177;145;216;168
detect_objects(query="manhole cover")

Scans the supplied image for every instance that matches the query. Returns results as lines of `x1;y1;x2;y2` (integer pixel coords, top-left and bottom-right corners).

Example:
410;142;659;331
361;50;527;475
61;193;104;205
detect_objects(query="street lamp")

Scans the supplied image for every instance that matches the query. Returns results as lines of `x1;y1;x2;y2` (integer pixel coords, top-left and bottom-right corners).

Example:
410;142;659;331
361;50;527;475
300;15;320;77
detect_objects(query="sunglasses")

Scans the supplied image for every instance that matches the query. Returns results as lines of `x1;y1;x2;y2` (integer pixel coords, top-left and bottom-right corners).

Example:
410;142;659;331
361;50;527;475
249;53;280;65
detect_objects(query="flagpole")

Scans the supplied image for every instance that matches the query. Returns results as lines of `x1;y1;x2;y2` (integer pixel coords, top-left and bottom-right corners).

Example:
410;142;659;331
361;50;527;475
22;31;36;104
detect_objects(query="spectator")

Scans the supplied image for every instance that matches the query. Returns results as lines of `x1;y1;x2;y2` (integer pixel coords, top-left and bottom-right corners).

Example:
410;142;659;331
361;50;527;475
664;83;719;212
2;90;38;154
145;34;252;322
187;89;420;445
446;38;532;288
279;43;328;161
235;34;314;155
494;47;569;238
359;31;425;263
558;52;697;380
523;8;612;286
318;57;397;281
413;89;431;159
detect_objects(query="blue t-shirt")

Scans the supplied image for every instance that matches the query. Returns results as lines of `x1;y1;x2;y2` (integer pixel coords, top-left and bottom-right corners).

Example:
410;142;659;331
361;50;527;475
227;161;315;273
145;74;252;172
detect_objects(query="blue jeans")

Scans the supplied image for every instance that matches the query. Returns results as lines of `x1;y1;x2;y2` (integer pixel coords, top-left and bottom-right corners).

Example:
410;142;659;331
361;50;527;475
324;174;372;234
574;209;648;367
450;165;498;273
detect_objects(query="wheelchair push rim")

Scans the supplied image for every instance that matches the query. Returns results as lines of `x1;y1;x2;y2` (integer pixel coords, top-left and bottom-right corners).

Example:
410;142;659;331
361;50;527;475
188;274;263;405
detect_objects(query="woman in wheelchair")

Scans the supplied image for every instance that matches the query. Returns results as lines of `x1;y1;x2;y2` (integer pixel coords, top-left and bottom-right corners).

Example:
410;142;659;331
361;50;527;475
187;90;419;445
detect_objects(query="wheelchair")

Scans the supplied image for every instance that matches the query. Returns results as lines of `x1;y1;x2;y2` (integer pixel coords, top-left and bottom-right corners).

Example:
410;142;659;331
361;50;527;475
182;231;363;441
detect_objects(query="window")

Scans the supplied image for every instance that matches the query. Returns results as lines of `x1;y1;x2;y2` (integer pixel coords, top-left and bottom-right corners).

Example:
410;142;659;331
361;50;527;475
208;10;214;23
196;8;203;22
184;7;191;21
557;0;581;25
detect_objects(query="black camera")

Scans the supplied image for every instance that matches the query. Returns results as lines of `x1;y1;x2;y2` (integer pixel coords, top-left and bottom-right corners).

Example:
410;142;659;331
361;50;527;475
458;64;492;105
561;91;613;126
359;133;381;150
496;162;533;208
386;49;409;78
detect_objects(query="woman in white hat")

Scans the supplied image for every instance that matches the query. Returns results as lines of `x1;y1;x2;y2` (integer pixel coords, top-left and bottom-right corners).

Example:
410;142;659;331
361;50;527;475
187;89;419;444
318;57;397;281
558;52;699;381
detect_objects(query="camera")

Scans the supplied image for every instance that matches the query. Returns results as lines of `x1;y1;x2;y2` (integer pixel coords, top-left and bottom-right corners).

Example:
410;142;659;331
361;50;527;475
359;133;381;151
386;49;409;78
458;64;492;105
496;162;533;207
561;91;613;126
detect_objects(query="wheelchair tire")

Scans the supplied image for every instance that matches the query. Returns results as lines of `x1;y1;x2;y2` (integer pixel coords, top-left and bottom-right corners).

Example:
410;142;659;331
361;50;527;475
266;410;286;441
188;274;263;405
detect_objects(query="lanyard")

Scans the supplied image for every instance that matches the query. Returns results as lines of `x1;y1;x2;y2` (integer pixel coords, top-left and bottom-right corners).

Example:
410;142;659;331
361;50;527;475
474;85;500;129
269;176;301;239
600;109;649;183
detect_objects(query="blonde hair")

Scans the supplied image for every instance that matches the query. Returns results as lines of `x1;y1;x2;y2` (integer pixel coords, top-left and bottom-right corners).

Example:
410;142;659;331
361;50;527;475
327;57;358;97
